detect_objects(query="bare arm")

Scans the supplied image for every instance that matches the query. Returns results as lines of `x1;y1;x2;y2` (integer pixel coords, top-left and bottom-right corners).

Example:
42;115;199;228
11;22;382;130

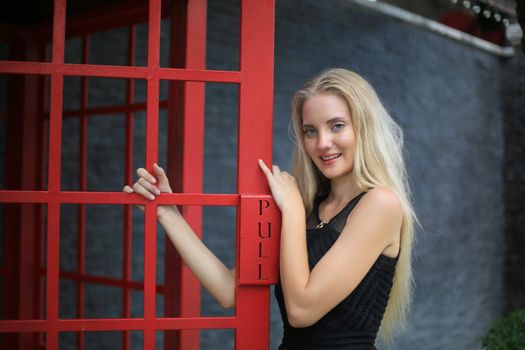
157;209;236;308
259;161;402;327
124;164;236;308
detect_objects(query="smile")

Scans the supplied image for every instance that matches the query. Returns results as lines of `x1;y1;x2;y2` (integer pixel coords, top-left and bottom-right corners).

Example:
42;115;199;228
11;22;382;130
320;154;341;161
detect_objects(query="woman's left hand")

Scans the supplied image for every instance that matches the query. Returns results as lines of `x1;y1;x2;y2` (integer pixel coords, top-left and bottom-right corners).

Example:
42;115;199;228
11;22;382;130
258;159;304;213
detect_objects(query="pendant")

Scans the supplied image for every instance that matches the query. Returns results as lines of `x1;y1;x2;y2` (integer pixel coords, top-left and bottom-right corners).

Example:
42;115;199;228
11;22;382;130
315;221;326;229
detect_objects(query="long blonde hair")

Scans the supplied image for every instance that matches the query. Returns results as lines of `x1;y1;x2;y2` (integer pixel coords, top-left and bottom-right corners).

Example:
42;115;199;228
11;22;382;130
290;68;418;343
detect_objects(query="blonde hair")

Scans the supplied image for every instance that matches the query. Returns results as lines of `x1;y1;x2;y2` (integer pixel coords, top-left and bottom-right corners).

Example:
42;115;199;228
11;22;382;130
290;68;418;343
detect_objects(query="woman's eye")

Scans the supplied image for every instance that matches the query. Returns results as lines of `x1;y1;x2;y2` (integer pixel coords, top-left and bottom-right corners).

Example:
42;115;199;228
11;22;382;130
303;128;316;137
331;123;345;132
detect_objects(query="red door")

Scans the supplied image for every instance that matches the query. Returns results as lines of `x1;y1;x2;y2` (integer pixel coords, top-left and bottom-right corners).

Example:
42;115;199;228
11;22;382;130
0;0;278;349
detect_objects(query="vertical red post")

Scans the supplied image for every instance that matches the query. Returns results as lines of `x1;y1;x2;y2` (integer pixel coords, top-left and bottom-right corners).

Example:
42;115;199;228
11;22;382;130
75;33;89;350
235;0;275;349
122;24;136;350
144;0;161;349
165;0;206;349
36;43;48;350
46;0;67;349
3;32;42;350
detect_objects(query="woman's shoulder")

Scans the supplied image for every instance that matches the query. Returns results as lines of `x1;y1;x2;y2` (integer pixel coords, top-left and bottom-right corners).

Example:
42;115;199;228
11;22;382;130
343;187;402;255
358;187;403;219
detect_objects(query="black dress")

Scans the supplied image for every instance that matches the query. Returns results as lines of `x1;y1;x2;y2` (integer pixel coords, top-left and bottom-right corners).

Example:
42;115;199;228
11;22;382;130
275;192;398;349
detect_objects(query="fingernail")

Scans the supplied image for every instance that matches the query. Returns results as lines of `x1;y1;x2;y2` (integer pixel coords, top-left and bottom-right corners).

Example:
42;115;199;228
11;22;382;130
149;194;155;200
155;189;160;195
151;177;156;183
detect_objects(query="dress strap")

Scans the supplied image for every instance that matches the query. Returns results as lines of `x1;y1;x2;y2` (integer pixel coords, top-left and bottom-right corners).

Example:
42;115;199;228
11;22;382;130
318;191;367;233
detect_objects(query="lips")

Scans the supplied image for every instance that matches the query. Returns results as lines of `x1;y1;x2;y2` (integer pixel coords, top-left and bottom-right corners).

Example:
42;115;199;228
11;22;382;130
320;154;341;164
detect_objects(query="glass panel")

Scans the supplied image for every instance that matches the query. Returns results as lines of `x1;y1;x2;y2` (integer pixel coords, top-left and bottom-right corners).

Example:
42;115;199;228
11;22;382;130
201;329;234;350
83;284;123;319
206;0;240;71
86;114;126;191
88;28;129;66
158;0;240;70
64;36;83;64
204;83;238;194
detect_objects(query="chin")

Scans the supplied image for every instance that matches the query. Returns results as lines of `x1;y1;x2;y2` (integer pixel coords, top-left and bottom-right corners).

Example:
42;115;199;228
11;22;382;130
318;167;353;181
319;169;341;180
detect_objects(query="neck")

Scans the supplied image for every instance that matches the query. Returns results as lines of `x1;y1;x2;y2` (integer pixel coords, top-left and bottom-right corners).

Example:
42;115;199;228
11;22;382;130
327;173;361;205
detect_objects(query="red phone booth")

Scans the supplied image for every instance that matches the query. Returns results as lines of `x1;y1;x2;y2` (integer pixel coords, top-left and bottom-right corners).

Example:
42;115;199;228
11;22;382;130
0;0;279;349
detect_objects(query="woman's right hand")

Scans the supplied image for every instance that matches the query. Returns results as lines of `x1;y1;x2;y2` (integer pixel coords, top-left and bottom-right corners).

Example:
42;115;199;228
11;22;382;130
123;163;178;218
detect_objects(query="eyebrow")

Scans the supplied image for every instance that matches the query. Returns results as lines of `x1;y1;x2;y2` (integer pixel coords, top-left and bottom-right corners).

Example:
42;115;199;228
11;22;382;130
302;116;349;127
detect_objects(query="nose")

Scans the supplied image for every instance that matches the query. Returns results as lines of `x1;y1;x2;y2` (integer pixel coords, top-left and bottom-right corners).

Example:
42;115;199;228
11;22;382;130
317;131;332;150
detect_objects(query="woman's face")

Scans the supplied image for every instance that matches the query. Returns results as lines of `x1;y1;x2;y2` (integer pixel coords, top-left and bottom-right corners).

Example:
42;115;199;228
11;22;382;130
301;93;356;181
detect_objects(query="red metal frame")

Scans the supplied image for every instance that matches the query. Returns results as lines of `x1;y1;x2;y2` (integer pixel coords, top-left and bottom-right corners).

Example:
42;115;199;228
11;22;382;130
123;25;136;350
0;0;277;349
164;0;206;348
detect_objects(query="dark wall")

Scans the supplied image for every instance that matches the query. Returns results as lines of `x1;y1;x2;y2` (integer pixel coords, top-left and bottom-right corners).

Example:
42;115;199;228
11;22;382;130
502;54;525;314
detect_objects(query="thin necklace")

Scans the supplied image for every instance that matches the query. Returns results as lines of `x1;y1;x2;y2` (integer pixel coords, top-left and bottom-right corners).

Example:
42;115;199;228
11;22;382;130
315;200;345;229
315;191;362;230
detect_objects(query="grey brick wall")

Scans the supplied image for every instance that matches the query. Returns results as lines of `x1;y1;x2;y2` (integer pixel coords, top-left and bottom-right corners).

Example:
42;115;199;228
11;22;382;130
1;0;524;349
502;55;525;314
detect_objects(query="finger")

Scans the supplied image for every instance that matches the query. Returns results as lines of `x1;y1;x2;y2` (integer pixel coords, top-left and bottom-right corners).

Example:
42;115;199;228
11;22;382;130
123;186;145;210
138;178;160;195
133;182;156;200
272;165;281;176
258;159;273;177
137;167;156;184
153;164;170;186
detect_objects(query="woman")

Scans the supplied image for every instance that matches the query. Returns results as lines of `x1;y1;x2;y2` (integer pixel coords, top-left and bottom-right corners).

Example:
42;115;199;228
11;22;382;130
124;68;417;349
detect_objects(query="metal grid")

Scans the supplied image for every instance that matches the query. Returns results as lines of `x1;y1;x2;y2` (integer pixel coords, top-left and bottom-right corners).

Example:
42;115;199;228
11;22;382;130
0;0;277;349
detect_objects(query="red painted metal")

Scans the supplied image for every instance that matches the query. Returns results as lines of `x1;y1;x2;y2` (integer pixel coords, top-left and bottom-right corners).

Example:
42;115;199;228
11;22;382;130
0;191;240;205
0;0;277;349
165;0;207;348
0;316;238;333
62;101;168;118
37;41;49;334
122;24;136;350
238;195;281;285
0;60;242;82
46;201;61;350
235;1;276;349
2;23;46;350
36;44;47;350
165;0;187;347
37;115;47;350
142;1;162;348
73;33;90;350
58;270;156;292
43;0;67;348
